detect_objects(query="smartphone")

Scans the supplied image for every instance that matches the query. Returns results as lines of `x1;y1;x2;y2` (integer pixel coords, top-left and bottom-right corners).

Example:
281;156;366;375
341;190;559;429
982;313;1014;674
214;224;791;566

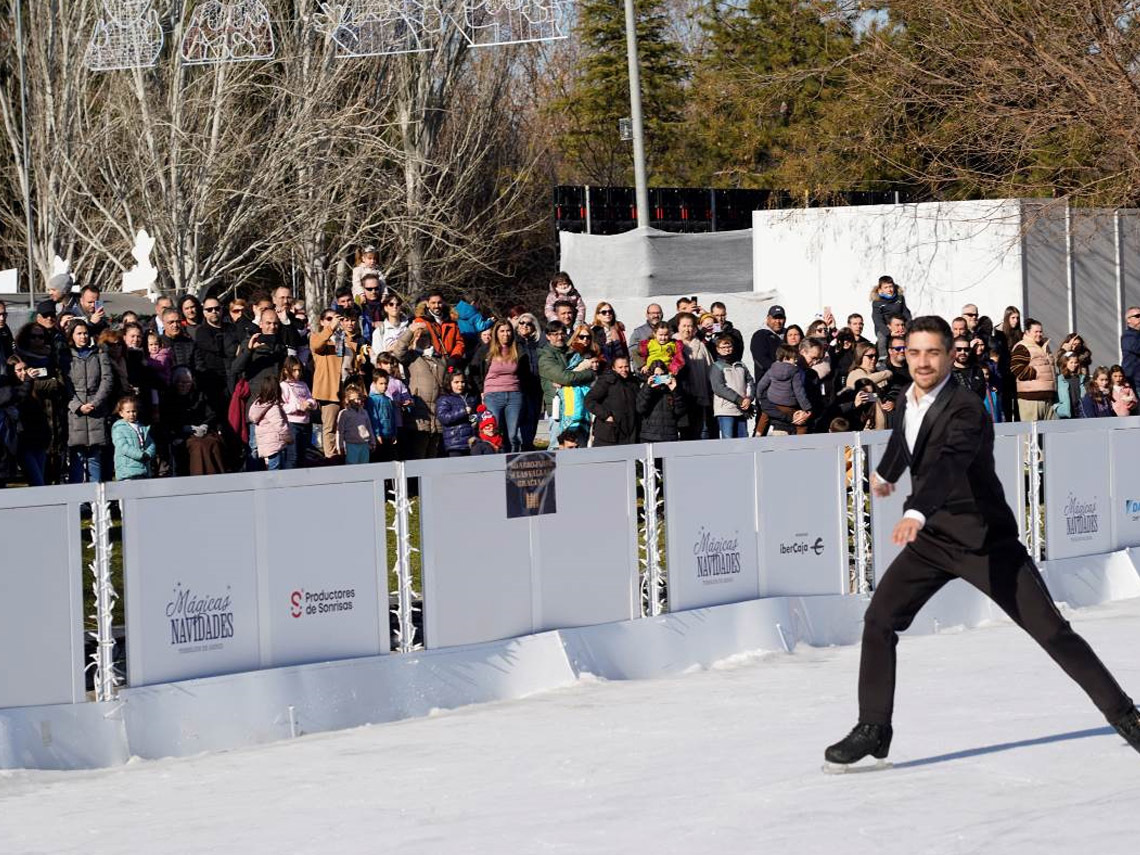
866;391;878;402
28;367;49;379
256;333;278;349
651;374;671;387
94;300;105;311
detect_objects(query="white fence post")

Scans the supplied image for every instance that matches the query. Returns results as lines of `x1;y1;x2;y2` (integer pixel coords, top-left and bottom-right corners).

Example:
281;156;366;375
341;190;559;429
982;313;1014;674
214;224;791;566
389;462;419;653
640;445;665;617
1028;422;1043;562
88;483;119;701
851;434;870;595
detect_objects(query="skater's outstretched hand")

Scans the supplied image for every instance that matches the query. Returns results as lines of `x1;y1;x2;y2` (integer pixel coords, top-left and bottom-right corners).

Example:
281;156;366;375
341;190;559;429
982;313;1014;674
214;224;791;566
871;472;894;498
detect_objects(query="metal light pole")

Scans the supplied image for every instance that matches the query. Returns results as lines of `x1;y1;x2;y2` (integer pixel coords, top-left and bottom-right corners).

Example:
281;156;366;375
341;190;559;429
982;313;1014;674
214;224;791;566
622;0;650;229
15;0;36;306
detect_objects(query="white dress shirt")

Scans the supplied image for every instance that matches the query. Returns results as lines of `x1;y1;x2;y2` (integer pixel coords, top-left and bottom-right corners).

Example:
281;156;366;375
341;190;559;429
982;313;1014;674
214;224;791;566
893;372;954;527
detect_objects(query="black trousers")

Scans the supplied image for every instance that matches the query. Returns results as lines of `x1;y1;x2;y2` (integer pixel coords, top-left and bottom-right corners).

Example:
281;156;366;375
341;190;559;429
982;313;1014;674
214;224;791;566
858;531;1134;725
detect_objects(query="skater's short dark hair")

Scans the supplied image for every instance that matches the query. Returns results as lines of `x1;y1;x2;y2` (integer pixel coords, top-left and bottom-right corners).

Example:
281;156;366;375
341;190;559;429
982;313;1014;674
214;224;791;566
906;316;953;351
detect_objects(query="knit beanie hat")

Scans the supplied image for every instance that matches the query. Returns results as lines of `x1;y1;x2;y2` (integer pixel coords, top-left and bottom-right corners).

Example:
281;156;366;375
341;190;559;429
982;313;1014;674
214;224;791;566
477;405;498;437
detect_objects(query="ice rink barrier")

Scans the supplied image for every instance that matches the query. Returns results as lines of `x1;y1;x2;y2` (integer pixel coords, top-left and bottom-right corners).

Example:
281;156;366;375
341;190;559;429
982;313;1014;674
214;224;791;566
1;417;1138;768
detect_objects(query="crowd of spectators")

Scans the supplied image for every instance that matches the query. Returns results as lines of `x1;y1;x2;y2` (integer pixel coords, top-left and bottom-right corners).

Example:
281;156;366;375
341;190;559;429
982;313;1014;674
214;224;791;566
1;265;1138;487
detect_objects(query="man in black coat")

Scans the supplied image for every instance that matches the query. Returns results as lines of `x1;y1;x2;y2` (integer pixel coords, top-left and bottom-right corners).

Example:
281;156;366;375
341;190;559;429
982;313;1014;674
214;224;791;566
879;335;911;415
585;355;640;446
231;307;287;392
749;304;785;382
193;296;229;411
949;336;986;399
824;316;1139;767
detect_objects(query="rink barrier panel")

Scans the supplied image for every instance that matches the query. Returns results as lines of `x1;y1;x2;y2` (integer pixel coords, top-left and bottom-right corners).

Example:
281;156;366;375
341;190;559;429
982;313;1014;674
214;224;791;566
108;465;396;688
0;483;90;709
3;419;1140;712
4;547;1138;767
1038;416;1140;560
407;447;641;649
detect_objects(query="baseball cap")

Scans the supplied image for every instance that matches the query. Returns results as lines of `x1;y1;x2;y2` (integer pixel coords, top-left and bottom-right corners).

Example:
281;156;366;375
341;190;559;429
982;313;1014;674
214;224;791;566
36;300;57;317
768;305;786;319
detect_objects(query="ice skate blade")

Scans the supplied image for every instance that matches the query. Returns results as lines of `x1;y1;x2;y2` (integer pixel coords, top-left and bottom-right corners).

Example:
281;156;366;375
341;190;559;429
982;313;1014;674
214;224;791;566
822;759;892;775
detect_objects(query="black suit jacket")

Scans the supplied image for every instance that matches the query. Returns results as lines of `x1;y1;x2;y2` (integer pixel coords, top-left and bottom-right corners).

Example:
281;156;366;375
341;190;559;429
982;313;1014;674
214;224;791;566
876;379;1019;551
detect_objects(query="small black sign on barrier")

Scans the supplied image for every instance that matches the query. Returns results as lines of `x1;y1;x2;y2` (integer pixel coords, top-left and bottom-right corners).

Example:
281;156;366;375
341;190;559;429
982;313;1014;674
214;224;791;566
505;452;557;518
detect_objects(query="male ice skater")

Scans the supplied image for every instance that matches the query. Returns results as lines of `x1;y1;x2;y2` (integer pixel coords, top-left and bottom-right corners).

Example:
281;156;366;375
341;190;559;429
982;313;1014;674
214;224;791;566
825;316;1140;767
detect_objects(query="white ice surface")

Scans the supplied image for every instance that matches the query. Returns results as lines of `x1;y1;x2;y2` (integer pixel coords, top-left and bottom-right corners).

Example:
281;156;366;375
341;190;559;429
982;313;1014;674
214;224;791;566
3;599;1140;854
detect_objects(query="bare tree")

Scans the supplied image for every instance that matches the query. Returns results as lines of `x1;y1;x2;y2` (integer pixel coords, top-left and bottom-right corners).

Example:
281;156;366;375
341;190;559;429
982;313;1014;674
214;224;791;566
0;1;552;306
847;0;1140;206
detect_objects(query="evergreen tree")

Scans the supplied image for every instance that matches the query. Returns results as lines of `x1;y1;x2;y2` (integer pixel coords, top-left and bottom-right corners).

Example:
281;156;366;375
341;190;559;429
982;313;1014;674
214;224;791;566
676;0;868;192
549;0;688;186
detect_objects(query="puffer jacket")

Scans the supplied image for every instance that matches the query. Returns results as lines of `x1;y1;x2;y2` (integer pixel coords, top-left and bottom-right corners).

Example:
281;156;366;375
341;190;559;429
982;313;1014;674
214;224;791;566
870;294;912;344
455;300;494;352
636;381;688;443
390;326;447;433
248;399;292;458
66;347;114;447
558;351;594;433
112;420;155;480
436;392;478;452
709;359;754;418
585;369;640;445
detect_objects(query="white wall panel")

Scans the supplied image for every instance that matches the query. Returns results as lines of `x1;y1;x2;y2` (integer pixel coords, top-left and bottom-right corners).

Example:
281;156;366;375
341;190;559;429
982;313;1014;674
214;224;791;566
0;504;84;707
124;491;261;687
534;460;638;632
665;453;761;611
757;446;848;597
420;469;533;648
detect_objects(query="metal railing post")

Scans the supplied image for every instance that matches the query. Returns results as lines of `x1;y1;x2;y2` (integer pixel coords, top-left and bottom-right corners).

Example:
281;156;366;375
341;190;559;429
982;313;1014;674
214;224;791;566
389;463;419;653
641;445;665;617
1029;423;1043;562
88;484;119;701
851;435;870;594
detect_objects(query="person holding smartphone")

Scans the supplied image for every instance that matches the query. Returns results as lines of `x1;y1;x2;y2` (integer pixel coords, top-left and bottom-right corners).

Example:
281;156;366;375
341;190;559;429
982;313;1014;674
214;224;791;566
77;285;109;338
636;360;687;443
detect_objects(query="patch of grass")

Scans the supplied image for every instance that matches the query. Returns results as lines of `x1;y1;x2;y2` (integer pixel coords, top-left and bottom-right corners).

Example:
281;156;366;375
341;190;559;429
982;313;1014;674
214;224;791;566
384;494;422;597
81;513;125;631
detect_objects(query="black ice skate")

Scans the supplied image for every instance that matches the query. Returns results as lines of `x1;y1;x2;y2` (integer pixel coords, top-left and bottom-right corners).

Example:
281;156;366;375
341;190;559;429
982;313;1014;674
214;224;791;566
823;723;893;773
1110;707;1140;754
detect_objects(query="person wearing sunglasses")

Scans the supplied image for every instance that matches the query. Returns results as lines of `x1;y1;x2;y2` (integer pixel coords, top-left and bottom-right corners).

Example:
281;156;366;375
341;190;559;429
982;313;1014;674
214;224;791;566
1122;305;1140;393
554;324;603;438
190;297;230;414
590;302;628;365
511;313;544;450
950;336;986;399
844;341;891;392
959;303;992;340
369;292;409;356
538;321;597;439
356;273;390;344
879;335;911;414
